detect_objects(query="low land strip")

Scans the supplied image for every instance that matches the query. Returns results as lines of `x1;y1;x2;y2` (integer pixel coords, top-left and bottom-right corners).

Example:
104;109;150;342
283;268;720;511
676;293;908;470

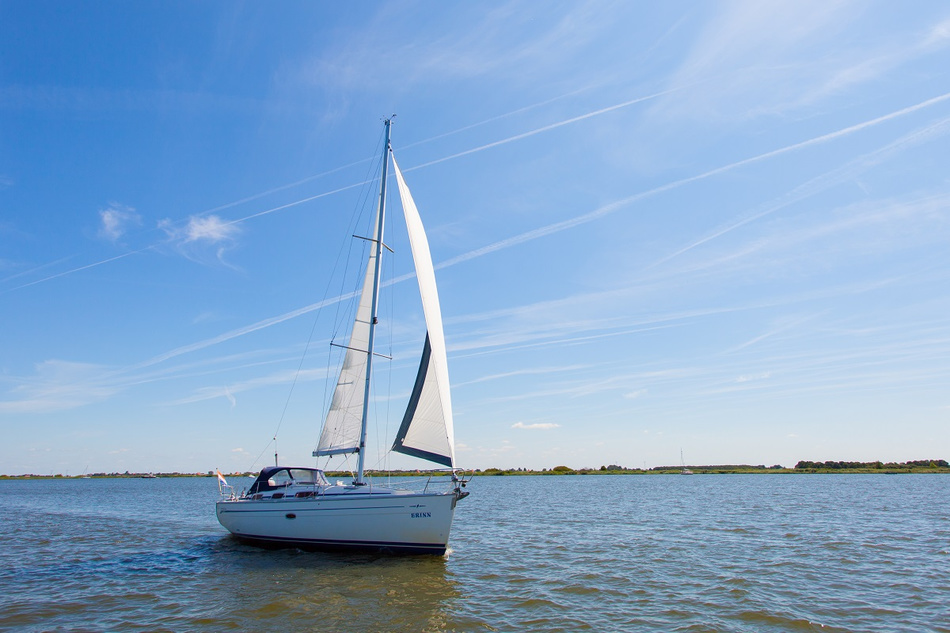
3;459;948;479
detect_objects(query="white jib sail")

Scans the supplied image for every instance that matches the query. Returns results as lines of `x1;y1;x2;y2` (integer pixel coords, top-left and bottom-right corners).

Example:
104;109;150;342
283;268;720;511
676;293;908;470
314;214;380;457
391;157;456;468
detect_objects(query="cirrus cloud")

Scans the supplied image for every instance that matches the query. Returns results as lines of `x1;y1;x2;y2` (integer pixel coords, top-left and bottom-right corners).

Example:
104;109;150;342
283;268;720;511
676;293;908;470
512;421;560;430
158;214;241;266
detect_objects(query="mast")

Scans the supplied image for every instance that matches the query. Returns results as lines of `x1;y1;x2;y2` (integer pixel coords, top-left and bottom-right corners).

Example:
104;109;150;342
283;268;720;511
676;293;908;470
355;117;392;484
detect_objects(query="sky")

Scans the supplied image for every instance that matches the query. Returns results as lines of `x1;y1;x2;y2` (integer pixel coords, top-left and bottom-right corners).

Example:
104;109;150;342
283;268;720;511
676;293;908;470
2;1;949;475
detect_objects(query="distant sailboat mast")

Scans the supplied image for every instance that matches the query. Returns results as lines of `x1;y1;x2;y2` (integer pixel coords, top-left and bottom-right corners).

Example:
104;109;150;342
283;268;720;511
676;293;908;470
680;448;693;475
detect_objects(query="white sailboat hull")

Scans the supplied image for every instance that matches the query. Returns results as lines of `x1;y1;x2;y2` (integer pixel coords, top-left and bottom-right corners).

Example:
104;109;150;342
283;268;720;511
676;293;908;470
216;489;459;555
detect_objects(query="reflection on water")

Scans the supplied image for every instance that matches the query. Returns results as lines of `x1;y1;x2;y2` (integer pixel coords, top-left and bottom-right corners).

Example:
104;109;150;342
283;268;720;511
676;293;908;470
205;537;461;631
2;475;949;632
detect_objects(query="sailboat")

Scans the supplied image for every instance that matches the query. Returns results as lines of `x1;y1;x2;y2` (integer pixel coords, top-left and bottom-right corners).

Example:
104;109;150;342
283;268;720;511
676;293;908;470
216;118;469;555
680;449;693;475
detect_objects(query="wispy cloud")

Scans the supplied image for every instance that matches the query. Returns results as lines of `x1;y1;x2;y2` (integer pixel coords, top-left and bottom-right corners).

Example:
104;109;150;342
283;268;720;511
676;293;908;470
643;0;875;123
737;372;772;383
157;214;241;267
185;215;239;243
624;389;648;399
454;364;589;387
296;1;634;95
165;368;326;406
0;360;118;413
98;202;141;242
159;214;240;244
650;179;950;292
512;421;560;430
784;12;950;111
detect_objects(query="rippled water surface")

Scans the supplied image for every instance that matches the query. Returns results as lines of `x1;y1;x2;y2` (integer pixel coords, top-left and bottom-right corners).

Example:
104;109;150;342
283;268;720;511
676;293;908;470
1;474;948;632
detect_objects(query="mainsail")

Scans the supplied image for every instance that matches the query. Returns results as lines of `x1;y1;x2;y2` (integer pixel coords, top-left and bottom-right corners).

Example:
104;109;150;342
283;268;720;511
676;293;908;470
314;213;381;457
390;157;456;468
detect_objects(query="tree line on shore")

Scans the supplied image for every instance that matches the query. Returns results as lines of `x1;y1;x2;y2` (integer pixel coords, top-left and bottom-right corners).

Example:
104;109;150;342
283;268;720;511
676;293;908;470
3;459;948;479
793;459;949;470
470;459;950;475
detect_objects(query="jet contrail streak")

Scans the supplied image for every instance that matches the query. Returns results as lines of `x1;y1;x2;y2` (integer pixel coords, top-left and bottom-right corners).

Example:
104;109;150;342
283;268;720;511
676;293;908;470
405;86;686;172
115;90;950;368
437;92;950;270
3;248;154;294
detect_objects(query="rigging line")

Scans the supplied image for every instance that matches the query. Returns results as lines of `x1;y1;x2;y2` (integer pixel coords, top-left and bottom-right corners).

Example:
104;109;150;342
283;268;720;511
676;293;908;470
331;158;384;347
248;436;275;473
328;126;387;342
270;292;327;450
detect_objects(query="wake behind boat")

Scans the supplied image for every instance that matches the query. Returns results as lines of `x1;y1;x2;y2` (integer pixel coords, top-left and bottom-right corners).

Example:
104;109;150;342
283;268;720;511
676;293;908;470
216;119;469;555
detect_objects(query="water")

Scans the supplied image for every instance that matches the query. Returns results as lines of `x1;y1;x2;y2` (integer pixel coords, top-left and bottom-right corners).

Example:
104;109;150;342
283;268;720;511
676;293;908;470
1;474;947;632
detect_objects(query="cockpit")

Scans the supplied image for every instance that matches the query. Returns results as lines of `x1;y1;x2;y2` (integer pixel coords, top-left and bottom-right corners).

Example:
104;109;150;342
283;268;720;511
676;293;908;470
247;466;329;495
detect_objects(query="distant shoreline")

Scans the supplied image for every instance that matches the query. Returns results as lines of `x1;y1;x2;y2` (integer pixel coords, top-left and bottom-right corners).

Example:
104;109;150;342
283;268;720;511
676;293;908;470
3;461;949;480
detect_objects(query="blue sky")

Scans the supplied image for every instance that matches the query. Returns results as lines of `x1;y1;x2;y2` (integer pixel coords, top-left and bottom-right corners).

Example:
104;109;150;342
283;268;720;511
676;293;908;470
2;1;949;475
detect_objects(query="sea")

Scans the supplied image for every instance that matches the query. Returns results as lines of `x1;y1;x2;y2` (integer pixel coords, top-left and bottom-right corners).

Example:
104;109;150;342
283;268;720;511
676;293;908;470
1;474;947;632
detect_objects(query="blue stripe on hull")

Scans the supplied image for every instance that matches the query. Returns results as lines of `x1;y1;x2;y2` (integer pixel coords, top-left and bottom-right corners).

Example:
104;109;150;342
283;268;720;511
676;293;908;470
230;533;447;555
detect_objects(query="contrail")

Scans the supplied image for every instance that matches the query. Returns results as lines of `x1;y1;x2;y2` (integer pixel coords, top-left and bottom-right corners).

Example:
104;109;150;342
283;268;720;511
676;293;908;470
647;114;950;269
225;88;950;272
398;85;594;151
197;157;378;218
116;90;950;368
438;91;950;270
181;86;598;220
130;291;358;370
2;248;155;294
8;88;949;303
0;255;74;284
405;85;687;172
2;85;677;293
207;85;598;214
217;86;682;222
